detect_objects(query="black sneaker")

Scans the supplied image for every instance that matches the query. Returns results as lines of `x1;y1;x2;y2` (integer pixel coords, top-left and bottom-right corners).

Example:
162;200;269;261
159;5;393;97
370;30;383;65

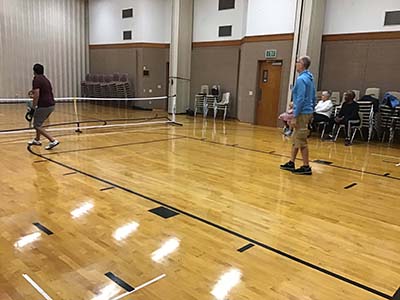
344;139;352;146
293;165;312;175
280;161;295;171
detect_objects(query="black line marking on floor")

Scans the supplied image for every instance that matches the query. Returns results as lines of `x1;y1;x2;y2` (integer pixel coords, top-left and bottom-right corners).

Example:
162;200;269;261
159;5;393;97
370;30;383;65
238;243;255;253
105;272;135;292
100;186;115;191
44;137;185;156
145;131;400;182
384;173;391;177
313;159;333;165
38;129;395;183
231;144;239;147
63;172;77;176
33;160;47;163
32;222;54;235
27;145;393;300
393;287;400;300
344;183;357;189
149;206;179;219
183;135;400;181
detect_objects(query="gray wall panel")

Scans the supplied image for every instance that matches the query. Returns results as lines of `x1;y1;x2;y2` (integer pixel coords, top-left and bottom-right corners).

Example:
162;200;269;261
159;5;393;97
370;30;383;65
319;39;400;98
190;46;240;117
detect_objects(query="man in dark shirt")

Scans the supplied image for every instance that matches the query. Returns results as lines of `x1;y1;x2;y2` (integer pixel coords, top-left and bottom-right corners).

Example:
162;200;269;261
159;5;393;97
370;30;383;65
28;64;59;150
331;90;360;146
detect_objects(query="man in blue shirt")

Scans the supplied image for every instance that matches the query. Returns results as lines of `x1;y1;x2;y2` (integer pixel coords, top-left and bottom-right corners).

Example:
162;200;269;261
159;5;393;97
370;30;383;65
281;56;316;175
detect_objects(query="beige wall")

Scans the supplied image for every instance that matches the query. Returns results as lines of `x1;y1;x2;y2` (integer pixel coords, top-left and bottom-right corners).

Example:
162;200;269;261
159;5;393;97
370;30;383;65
190;46;241;117
319;38;400;98
89;48;138;93
237;40;294;123
89;34;400;124
89;47;169;99
142;48;170;97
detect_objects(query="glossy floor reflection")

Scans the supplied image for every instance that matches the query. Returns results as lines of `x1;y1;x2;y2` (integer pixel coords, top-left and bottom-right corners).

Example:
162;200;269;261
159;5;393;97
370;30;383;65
0;114;399;300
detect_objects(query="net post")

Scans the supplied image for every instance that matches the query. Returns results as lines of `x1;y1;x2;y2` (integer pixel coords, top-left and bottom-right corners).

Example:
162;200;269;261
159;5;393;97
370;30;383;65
73;97;82;133
171;95;176;123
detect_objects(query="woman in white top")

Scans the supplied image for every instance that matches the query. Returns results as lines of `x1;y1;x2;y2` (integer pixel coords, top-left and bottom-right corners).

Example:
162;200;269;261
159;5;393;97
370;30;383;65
313;91;334;124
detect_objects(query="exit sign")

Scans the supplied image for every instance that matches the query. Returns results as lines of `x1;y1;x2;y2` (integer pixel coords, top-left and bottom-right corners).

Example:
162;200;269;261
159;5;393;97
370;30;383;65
265;49;277;59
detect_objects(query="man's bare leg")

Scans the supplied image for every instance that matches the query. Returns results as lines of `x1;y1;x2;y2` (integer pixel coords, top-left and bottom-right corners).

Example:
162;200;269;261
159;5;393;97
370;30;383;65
35;126;55;142
300;146;309;166
291;147;299;162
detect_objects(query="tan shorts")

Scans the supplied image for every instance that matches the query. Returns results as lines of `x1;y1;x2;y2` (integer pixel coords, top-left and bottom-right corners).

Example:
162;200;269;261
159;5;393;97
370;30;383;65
292;114;312;148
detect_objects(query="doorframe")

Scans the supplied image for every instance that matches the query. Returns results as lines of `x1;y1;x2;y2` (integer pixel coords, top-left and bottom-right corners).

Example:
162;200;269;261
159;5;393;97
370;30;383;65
254;59;284;125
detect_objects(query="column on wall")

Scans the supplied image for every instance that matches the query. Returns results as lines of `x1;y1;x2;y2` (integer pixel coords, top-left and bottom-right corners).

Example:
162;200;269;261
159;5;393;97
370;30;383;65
169;0;194;114
287;0;326;106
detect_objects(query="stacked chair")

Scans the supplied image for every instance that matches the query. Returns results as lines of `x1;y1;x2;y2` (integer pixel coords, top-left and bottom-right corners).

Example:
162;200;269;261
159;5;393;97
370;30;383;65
81;73;134;98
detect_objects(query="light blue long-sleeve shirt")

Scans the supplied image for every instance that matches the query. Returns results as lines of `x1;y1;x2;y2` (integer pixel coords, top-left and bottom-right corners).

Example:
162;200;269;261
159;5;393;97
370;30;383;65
292;70;316;117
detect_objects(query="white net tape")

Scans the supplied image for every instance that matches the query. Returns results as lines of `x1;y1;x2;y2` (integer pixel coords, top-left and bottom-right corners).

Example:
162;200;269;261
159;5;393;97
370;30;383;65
0;95;177;135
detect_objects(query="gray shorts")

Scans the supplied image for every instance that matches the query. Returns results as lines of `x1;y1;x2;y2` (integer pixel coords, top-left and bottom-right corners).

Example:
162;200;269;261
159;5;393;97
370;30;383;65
33;106;55;128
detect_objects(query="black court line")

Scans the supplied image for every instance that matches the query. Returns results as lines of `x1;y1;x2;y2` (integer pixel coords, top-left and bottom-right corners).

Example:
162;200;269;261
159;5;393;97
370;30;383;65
33;160;47;163
33;222;54;235
105;272;135;292
384;173;391;177
27;145;394;300
238;243;255;253
43;137;185;156
393;287;400;300
63;172;77;176
100;186;115;191
180;135;400;181
140;131;400;182
344;183;357;189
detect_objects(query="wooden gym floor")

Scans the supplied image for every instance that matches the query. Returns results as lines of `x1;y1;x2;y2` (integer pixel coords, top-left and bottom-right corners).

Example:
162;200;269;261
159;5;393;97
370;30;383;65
0;108;399;300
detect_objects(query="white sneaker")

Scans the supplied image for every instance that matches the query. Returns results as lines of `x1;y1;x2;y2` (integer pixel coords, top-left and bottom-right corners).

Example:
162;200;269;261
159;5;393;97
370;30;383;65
45;140;60;150
28;139;42;146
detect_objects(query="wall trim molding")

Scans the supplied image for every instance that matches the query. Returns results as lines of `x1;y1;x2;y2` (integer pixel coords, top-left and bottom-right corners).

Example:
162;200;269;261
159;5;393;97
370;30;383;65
89;42;170;49
89;31;400;49
192;40;242;48
193;33;295;48
242;33;294;43
323;31;400;41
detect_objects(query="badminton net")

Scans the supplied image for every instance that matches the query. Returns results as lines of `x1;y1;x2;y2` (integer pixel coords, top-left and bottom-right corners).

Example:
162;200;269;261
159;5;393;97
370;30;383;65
0;95;177;135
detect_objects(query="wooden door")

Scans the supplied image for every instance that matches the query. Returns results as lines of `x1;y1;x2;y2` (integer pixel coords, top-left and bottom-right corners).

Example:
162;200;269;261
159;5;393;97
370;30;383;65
255;61;282;127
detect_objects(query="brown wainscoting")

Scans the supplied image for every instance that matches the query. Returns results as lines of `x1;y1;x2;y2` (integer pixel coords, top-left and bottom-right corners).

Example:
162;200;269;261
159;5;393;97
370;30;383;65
323;31;400;41
89;42;170;49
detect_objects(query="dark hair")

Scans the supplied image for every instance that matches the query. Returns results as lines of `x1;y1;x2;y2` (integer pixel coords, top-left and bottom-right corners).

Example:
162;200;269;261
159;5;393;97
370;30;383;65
345;90;356;100
33;63;44;75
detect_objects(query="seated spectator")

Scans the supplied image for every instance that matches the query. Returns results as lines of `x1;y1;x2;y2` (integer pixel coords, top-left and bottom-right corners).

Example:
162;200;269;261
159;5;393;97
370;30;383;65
329;90;360;146
278;102;294;136
313;90;334;124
